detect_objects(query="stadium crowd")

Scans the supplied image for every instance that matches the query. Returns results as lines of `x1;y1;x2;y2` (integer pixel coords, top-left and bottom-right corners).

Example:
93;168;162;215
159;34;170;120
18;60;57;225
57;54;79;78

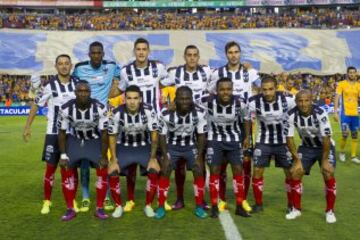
1;7;360;30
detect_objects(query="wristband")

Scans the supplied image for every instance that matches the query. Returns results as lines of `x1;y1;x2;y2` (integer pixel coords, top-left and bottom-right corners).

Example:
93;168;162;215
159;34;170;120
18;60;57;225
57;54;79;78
60;153;69;160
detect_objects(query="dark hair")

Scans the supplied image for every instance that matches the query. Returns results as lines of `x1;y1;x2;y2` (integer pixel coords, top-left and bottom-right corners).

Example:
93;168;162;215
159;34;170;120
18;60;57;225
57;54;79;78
184;45;199;55
75;80;90;90
216;77;233;89
347;66;357;73
176;85;193;97
125;85;142;97
55;54;71;64
261;76;277;87
225;41;241;54
134;38;150;49
89;41;104;51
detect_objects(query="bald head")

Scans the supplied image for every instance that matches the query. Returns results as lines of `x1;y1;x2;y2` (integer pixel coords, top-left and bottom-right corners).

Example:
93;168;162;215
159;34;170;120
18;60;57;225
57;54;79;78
295;89;312;101
295;89;313;116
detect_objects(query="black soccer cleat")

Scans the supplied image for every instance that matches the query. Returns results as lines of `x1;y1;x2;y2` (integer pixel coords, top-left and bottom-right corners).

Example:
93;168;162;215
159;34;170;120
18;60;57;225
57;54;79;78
211;205;219;218
235;205;251;217
251;204;264;213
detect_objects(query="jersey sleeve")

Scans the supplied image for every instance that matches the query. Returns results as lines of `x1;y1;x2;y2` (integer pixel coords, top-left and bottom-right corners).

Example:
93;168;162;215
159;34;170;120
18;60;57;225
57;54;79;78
118;68;128;92
196;111;208;134
34;84;52;107
147;109;159;132
283;112;295;137
158;63;168;83
161;68;176;86
208;69;219;94
98;105;109;131
113;64;121;80
244;99;256;121
158;111;168;135
108;109;120;135
318;111;332;137
249;68;261;87
286;95;296;110
57;107;70;131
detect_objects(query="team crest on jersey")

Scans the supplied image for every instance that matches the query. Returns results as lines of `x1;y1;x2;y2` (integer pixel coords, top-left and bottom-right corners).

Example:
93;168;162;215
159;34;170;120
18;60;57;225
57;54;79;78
46;145;54;153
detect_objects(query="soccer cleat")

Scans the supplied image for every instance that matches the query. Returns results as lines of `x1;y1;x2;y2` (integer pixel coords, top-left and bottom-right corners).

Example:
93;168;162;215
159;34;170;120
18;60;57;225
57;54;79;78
154;207;166;219
41;200;52;214
104;198;115;211
326;210;337;223
285;208;302;220
218;200;227;212
124;200;135;212
235;204;251;217
61;209;76;221
339;153;346;162
94;208;109;220
164;201;172;211
201;200;210;210
210;205;219;218
73;200;80;213
144;205;155;218
351;157;360;164
172;199;185;210
251;204;264;213
241;200;252;213
80;198;90;212
112;206;124;218
195;206;208;219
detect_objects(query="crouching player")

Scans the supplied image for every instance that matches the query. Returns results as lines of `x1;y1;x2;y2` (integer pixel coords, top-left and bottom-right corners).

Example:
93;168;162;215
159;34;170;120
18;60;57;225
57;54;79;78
204;78;252;218
107;85;160;218
284;90;337;223
58;80;109;221
156;86;208;219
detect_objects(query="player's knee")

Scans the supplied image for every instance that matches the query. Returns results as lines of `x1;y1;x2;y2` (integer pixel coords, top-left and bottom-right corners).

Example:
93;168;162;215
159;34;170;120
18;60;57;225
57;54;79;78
210;166;221;175
161;164;172;177
321;169;334;179
231;165;243;176
253;167;263;178
109;171;119;177
148;168;158;174
192;164;203;177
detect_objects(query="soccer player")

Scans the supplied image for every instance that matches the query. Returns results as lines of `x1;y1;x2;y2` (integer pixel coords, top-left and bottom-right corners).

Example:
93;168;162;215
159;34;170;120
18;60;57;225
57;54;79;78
204;78;252;218
209;41;260;211
244;76;295;213
333;66;360;163
57;80;109;221
284;90;337;223
107;85;160;218
73;41;120;211
160;45;211;210
110;38;168;212
23;54;79;214
155;86;208;219
277;75;298;95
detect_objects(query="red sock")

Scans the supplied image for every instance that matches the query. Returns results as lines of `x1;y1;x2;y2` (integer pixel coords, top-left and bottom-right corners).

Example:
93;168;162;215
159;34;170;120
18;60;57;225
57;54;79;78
209;174;220;206
175;160;186;200
43;163;57;201
252;177;264;205
158;176;170;207
96;168;108;209
126;164;137;201
219;163;228;201
243;160;251;198
285;178;293;208
145;173;158;205
193;177;205;206
291;179;302;210
233;175;245;205
60;167;75;209
109;175;122;206
325;178;336;212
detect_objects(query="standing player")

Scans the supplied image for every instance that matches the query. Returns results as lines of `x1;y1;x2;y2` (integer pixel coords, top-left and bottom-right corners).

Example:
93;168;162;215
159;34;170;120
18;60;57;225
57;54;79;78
107;85;160;218
111;38;168;212
73;41;120;211
156;86;208;219
333;66;360;163
23;54;79;214
209;41;260;211
204;78;252;218
57;80;109;221
284;90;337;223
160;45;211;210
244;76;295;213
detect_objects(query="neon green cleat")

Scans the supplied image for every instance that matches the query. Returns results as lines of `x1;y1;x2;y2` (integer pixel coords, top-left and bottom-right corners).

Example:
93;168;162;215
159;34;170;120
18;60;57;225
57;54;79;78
80;198;90;212
104;198;115;211
218;200;227;212
241;200;252;213
41;200;52;214
164;201;172;211
73;200;80;213
124;200;135;212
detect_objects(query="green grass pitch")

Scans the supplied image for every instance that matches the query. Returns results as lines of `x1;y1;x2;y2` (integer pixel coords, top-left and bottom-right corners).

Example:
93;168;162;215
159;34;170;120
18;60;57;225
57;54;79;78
0;116;359;240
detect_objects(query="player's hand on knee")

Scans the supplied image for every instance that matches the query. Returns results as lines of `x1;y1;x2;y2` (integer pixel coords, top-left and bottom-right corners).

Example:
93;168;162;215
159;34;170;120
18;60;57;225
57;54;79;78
23;127;31;142
147;157;160;173
290;160;303;177
108;161;120;175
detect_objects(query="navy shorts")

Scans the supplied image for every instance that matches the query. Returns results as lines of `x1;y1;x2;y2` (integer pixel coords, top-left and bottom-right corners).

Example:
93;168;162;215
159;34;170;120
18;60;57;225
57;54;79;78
116;144;150;176
206;141;243;167
168;145;198;171
42;134;60;165
66;135;102;168
253;143;293;169
298;145;336;175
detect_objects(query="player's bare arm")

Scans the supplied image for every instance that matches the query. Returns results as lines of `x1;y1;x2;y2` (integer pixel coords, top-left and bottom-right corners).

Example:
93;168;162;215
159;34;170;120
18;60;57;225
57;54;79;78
286;137;303;176
23;103;39;142
148;131;160;172
320;136;334;177
58;129;68;168
100;130;109;168
108;134;120;174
